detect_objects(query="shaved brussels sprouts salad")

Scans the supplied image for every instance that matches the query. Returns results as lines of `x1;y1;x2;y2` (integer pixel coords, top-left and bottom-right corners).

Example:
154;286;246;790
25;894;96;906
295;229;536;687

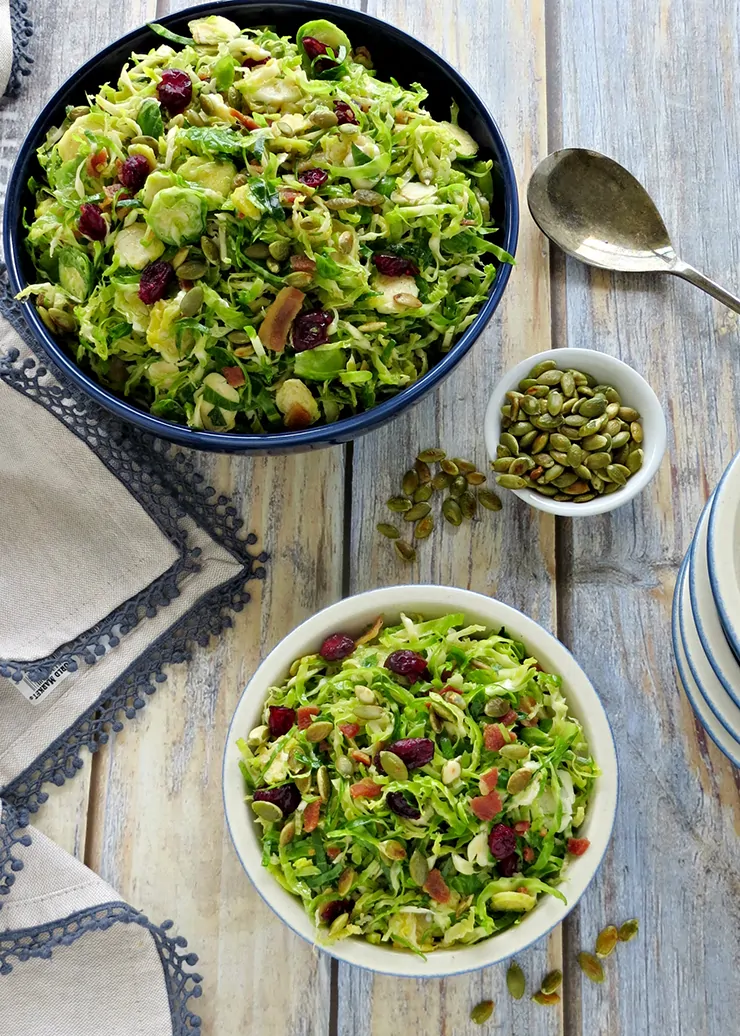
238;613;599;953
20;15;512;433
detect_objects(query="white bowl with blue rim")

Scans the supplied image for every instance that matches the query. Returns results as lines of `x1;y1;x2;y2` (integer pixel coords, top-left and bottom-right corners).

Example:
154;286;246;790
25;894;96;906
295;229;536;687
672;557;740;768
222;585;618;977
707;451;740;662
689;495;740;711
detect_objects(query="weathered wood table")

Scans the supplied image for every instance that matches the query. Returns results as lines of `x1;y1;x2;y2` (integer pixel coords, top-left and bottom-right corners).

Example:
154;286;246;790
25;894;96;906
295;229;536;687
6;0;740;1032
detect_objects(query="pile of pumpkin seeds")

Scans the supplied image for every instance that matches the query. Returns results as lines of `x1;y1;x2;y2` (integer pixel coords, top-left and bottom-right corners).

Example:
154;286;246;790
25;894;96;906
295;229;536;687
493;359;644;503
470;918;639;1023
378;448;502;563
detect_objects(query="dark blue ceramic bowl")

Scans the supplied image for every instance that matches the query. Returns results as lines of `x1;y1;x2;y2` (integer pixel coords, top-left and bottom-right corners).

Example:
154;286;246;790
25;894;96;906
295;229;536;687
4;0;518;454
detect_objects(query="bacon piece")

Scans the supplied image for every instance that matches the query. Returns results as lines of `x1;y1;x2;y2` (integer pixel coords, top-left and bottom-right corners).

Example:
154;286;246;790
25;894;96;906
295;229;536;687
87;148;107;175
326;846;341;860
478;768;499;795
500;709;518;726
513;820;531;835
469;789;503;821
350;778;382;799
303;799;321;833
423;868;450;904
523;846;536;863
339;722;360;739
351;750;372;766
290;254;317;273
222;366;246;388
259;287;306;352
297;705;320;730
483;723;514;751
566;838;591;856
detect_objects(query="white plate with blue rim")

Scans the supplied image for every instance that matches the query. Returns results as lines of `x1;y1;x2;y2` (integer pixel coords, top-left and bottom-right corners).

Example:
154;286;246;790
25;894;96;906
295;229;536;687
672;556;740;767
689;493;740;710
707;450;740;663
678;544;740;741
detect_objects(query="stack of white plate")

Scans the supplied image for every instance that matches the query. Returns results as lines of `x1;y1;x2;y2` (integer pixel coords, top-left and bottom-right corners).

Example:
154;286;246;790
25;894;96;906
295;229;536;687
672;454;740;766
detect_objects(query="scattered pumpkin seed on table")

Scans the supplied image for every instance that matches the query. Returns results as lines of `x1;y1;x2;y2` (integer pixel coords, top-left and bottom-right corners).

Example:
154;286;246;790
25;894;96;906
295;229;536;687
506;961;526;1000
470;1000;494;1025
493;360;645;503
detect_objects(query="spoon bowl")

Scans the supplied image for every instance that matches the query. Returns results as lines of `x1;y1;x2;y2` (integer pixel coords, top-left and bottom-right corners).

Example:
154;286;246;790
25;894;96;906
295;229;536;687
528;147;740;312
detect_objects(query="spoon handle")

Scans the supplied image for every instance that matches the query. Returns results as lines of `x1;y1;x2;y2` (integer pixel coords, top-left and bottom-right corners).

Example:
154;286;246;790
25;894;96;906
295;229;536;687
670;260;740;314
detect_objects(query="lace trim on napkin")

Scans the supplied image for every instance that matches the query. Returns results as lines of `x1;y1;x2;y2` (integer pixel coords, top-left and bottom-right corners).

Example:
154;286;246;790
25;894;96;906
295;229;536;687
7;0;33;98
0;803;30;902
0;901;203;1033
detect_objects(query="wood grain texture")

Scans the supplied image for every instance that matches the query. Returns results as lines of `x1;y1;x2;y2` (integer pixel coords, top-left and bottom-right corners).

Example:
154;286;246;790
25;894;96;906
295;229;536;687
338;2;560;1034
553;2;740;1034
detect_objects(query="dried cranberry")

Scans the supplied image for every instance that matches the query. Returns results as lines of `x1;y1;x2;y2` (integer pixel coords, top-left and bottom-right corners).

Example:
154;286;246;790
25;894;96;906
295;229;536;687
78;203;107;241
320;898;353;924
157;68;193;115
298;168;329;189
384;650;429;681
388;738;434;770
372;253;420;278
138;260;174;305
488;823;517;860
119;154;151;193
253;782;301;816
320;633;355;661
301;36;329;61
334;100;359;125
497;852;519;877
386;791;421;820
293;310;332;352
268;705;296;737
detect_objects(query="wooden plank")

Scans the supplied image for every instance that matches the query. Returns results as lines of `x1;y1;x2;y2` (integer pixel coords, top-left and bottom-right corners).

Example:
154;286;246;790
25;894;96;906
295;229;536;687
339;1;559;1033
83;5;357;1034
553;1;740;1034
0;0;156;860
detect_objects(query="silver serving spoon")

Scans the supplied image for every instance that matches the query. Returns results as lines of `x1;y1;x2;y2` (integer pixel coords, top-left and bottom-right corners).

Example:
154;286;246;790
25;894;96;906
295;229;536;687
527;147;740;314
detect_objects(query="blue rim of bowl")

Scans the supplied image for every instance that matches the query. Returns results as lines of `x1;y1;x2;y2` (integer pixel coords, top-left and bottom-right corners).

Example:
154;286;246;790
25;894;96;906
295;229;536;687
678;534;740;741
688;493;740;710
706;451;740;656
672;555;740;767
221;586;619;977
2;0;519;453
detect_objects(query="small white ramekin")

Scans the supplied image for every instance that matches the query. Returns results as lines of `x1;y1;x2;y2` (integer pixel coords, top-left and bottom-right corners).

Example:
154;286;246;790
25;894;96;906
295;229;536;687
223;585;618;978
484;348;667;517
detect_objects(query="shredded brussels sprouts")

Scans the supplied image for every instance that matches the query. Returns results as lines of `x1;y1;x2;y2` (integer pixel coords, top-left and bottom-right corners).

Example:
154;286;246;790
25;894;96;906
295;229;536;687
238;613;599;954
21;16;513;433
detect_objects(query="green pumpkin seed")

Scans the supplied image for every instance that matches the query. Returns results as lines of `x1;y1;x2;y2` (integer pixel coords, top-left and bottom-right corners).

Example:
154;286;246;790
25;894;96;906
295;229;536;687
591;474;605;493
543;464;565;483
610;430;631;449
627;448;643;473
409;849;429;887
553;493;570;501
563;425;584;440
562;396;578;414
506;962;526;999
48;308;76;332
561;371;576;397
450;475;467;498
533;452;555;468
564;414;587;427
529;385;550;398
460;492;477;519
532;413;563;431
508;396;520;421
379;750;409;781
585;452;612;470
317;765;331;803
605;401;621;419
604;386;621;404
547;389;564;415
470;1000;494;1025
387;496;412;512
404;502;431;522
492;458;513;473
570;369;589;386
595;924;619;958
484;696;510;717
509;421;534;437
532;991;561;1006
268;238;290;260
179;286;204;317
576;464;592;481
550;451;570;466
519;394;540;416
440;458;459;475
509;457;533;477
414;515;434;539
630;421;643;443
454;458;477;474
294;774;311;794
432;470;453;489
618;918;640;942
478;488;503;511
533;484;559;496
579;394;607;418
603;481;620;494
563;480;590;495
552;472;579;489
606;464;630;486
578;951;605;984
619;406;640;422
605;418;623;437
532;432;550;454
377;522;399;539
582;414;609;435
550;433;571;452
500;743;529;760
518;377;538;391
497;474;528;490
519;430;538;449
414;484;433;503
414;458;432;483
252;800;283;822
329;912;349;937
573;492;596;502
402;469;419;495
279;820;296;846
306;720;334;742
465;471;486;486
177;260;207;280
541;969;563;995
529;358;557;377
500;433;519;456
394;540;417;563
353;704;384;721
337;868;355;896
442;498;463;525
417;447;446;463
567;444;585;467
536;369;564;386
